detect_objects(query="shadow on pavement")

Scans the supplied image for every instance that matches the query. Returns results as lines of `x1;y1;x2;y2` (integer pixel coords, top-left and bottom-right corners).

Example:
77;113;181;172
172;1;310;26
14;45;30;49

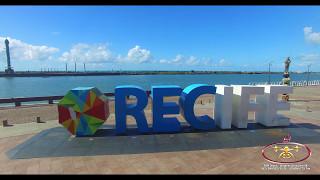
7;122;320;159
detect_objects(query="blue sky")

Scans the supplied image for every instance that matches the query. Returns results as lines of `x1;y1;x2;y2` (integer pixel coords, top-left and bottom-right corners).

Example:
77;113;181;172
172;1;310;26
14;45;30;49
0;6;320;72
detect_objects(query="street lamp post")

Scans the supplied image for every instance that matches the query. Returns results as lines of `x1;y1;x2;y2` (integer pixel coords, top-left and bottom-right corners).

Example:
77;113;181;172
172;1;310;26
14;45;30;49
268;61;272;84
268;62;272;84
307;64;311;86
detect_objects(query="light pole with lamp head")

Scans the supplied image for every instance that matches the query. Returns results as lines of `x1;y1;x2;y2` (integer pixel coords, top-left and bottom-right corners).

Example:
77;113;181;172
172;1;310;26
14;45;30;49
267;61;273;84
307;64;311;86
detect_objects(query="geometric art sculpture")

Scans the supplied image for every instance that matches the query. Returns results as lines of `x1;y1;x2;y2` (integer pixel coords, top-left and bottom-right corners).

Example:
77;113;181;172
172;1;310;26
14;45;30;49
58;87;109;136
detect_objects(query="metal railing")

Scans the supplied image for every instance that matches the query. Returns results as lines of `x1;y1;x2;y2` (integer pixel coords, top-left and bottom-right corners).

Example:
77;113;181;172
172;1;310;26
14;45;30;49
0;91;152;107
248;80;320;87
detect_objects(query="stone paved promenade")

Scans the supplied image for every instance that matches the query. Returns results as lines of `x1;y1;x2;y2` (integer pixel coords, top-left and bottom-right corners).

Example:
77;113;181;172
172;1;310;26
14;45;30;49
0;86;320;174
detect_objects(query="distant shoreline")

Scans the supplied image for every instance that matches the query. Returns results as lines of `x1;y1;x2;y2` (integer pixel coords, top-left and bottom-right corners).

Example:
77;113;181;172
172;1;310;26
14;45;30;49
0;71;314;77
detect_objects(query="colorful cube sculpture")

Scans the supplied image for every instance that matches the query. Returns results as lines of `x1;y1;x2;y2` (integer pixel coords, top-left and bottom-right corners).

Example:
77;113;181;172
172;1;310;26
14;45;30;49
58;87;109;136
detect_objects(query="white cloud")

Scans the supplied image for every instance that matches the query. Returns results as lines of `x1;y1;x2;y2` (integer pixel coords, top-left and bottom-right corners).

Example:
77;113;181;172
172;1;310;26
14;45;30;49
158;55;229;67
304;26;320;44
218;59;226;65
125;45;152;63
0;36;59;61
60;44;152;65
172;54;184;64
299;53;320;66
159;59;169;64
202;58;213;66
185;56;200;65
215;59;232;66
0;36;234;70
301;53;320;62
59;43;113;63
160;54;199;65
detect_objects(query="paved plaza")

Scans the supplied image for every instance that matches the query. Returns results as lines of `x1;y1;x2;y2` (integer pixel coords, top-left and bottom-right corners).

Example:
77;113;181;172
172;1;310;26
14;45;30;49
0;86;320;174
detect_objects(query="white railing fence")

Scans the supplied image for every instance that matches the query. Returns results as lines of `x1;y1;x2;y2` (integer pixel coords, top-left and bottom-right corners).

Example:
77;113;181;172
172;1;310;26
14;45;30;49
248;80;320;87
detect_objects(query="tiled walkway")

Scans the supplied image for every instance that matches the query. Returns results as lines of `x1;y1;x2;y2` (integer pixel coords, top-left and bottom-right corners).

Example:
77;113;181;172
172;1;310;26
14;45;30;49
1;111;319;174
0;137;319;174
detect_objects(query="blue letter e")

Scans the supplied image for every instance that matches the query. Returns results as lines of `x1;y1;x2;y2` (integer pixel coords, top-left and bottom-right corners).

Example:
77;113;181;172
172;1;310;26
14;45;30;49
179;84;216;130
115;85;149;134
151;85;182;133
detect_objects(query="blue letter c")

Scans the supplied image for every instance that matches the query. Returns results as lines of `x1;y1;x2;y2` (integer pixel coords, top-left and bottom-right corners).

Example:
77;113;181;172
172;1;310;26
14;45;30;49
179;84;216;130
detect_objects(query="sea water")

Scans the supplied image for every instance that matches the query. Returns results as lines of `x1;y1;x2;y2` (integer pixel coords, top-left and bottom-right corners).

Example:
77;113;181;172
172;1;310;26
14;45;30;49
0;73;319;98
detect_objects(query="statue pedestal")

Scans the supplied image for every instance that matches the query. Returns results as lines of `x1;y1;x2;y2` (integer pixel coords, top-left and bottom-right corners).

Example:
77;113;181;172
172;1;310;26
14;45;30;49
281;77;290;101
